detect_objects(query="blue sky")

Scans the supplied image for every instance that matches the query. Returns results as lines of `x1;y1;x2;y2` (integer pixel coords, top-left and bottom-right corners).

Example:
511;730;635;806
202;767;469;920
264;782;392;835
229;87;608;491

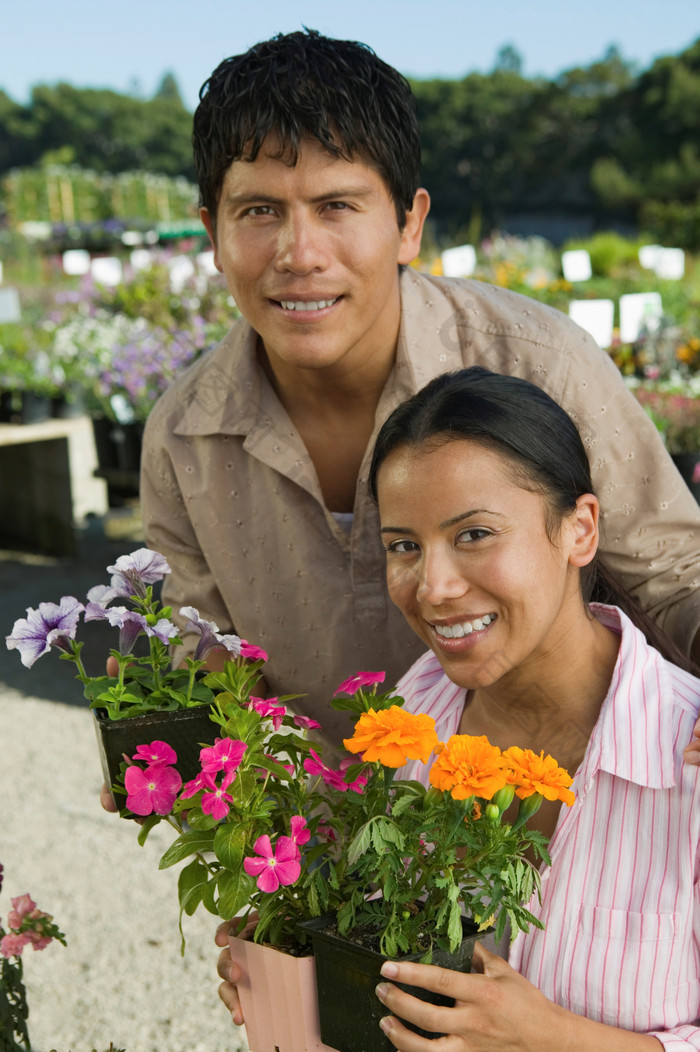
3;0;699;110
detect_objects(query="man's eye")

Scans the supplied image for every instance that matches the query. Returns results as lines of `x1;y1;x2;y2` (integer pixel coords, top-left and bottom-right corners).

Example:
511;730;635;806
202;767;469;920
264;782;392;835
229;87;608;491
245;205;275;216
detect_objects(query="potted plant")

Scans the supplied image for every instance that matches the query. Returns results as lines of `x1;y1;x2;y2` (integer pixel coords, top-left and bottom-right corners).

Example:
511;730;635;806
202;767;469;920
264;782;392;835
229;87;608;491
5;549;574;1052
0;862;66;1052
628;377;700;500
4;548;268;805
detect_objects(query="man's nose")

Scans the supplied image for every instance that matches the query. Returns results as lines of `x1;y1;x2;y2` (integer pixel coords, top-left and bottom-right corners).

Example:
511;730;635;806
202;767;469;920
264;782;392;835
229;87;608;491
275;213;329;274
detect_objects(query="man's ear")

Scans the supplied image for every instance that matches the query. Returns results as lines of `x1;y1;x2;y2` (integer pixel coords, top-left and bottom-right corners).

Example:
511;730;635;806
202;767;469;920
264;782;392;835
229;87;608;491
568;493;600;569
398;188;430;266
200;207;223;273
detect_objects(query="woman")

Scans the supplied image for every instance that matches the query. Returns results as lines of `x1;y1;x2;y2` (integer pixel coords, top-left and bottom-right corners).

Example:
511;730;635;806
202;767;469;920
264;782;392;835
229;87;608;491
367;366;700;1051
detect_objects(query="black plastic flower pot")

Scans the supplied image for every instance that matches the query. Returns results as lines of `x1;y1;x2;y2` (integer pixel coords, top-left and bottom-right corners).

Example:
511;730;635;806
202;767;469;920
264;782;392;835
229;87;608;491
671;453;700;504
93;705;218;812
299;914;485;1052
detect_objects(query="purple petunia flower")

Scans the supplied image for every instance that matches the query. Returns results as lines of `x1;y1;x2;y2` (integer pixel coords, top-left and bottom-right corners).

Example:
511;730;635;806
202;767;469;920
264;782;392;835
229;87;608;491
106;549;171;599
6;597;85;668
179;606;242;661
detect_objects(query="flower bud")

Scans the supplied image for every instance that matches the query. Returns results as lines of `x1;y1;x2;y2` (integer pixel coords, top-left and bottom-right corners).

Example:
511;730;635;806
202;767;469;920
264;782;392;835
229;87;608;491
422;786;443;809
485;803;501;826
491;784;515;814
513;792;544;830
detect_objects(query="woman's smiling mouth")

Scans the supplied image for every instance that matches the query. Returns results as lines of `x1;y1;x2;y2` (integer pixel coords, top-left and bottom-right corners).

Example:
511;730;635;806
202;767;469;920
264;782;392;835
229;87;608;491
431;613;496;639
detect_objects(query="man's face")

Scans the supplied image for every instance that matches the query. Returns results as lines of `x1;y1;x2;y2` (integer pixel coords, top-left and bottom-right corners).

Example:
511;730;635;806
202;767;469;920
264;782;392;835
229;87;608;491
201;138;427;382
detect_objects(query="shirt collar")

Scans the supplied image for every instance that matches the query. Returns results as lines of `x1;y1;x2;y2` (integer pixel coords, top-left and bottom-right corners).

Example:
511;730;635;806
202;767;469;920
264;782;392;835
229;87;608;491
173;322;263;436
578;604;677;792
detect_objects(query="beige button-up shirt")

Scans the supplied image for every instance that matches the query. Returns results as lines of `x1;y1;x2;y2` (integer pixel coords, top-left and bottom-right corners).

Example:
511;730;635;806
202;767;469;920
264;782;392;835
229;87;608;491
141;269;700;745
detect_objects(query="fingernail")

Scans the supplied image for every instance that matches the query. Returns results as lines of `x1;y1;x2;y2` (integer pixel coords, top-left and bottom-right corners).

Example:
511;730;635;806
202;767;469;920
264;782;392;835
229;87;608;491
381;961;399;978
379;1016;392;1033
375;982;388;1001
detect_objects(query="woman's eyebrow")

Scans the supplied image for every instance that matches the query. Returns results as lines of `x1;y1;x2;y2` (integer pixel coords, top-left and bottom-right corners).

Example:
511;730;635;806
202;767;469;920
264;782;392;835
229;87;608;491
381;509;505;535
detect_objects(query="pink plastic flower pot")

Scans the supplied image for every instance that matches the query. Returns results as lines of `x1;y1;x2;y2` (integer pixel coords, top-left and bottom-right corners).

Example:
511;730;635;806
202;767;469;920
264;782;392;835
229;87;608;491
228;933;337;1052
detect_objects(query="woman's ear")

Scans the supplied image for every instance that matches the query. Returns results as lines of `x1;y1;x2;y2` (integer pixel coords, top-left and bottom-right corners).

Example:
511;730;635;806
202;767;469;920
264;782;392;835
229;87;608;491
567;494;600;569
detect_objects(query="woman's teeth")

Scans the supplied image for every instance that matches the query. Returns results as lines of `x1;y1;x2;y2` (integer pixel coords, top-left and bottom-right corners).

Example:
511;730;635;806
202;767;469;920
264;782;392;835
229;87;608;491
434;614;495;639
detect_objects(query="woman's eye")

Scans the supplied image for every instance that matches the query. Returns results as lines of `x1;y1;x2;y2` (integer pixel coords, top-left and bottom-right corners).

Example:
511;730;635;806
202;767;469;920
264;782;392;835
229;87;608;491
385;539;419;554
457;527;492;544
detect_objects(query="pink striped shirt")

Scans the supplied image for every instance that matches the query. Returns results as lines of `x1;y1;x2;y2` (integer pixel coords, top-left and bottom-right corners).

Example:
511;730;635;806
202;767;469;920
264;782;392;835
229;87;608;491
395;605;700;1048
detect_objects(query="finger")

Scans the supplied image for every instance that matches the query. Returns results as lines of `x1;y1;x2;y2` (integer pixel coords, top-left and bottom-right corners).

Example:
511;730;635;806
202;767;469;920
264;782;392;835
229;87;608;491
380;958;481;1000
215;919;237;946
376;983;452;1045
683;741;700;766
217;980;244;1026
378;1011;432;1051
100;782;118;813
106;655;119;677
217;946;243;984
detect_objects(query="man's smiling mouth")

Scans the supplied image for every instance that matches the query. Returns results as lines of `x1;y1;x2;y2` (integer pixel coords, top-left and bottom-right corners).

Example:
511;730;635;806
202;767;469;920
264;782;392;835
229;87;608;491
277;297;340;311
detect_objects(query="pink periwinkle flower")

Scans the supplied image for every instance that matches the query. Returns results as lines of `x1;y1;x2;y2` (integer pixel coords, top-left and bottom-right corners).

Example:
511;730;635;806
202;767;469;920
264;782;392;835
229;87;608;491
339;758;368;794
181;771;207;798
200;771;236;821
240;640;269;662
107;549;171;599
199;737;247;776
180;606;242;661
293;714;322;731
243;835;301;893
289;816;311;856
304;749;350;791
125;763;182;816
250;697;286;731
133;741;178;766
6;597;84;668
334;671;386;696
0;932;30;958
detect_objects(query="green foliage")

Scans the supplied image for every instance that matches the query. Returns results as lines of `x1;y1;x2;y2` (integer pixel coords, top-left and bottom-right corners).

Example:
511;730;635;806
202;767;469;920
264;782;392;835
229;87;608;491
563;230;644;277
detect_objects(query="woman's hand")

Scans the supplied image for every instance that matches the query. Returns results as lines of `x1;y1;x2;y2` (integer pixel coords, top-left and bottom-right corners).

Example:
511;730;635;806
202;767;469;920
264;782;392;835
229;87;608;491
375;943;566;1051
375;943;662;1051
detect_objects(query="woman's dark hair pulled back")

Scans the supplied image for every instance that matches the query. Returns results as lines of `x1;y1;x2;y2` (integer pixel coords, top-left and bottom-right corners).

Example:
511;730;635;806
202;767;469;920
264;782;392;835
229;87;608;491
369;366;697;673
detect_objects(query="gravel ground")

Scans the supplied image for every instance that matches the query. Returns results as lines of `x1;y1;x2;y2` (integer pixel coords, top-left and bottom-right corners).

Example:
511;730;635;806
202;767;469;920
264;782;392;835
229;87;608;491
1;681;248;1052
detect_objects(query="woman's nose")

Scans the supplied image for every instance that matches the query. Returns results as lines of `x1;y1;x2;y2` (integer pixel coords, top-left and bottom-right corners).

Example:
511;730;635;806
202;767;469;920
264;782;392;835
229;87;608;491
415;549;468;606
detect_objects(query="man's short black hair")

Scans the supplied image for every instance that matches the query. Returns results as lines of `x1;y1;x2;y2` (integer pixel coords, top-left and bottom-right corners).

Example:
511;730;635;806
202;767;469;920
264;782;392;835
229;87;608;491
193;28;421;228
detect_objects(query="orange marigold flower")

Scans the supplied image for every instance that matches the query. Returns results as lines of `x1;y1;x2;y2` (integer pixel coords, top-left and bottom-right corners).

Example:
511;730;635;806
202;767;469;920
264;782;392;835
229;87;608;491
429;735;508;801
502;746;575;806
343;706;438;768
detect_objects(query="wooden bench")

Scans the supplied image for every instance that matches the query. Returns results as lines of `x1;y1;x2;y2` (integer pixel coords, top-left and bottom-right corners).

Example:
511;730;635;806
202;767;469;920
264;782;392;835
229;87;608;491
0;417;108;555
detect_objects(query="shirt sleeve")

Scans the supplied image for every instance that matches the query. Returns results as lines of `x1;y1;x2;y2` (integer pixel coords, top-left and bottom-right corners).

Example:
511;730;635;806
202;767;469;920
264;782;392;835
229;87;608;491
557;325;700;657
140;407;235;666
650;1027;700;1050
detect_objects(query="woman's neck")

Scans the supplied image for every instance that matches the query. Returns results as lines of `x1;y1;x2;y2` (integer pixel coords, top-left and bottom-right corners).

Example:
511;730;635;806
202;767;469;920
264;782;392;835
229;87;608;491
460;608;620;774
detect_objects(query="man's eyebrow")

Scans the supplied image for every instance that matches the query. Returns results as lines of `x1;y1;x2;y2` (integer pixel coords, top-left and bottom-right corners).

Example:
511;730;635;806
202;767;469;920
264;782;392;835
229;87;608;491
223;186;375;207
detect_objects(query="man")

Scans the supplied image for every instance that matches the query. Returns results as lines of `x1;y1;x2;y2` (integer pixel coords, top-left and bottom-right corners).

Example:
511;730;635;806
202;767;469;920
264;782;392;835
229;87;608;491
139;28;700;1022
142;28;700;751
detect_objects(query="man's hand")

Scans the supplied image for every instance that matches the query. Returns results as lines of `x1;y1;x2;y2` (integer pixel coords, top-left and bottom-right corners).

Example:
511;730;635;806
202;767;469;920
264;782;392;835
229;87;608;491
684;719;700;766
216;920;246;1025
100;782;118;812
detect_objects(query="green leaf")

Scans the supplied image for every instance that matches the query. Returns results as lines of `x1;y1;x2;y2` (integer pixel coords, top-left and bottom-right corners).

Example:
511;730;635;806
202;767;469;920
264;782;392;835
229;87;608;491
136;814;161;845
159;830;215;869
213;823;247;871
347;821;373;866
216;868;255;920
178;858;211;916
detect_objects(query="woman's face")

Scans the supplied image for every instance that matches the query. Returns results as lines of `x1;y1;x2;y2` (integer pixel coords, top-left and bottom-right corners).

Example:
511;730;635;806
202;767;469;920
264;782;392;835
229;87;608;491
376;439;596;692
